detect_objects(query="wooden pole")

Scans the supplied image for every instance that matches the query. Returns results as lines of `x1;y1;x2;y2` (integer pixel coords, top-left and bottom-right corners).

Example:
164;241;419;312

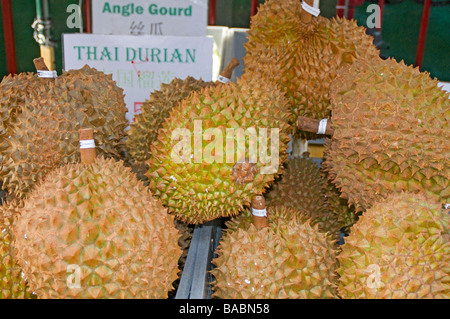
79;128;96;165
251;195;268;228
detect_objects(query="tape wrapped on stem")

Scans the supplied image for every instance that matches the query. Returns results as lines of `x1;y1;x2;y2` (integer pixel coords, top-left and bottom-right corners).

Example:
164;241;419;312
302;0;321;17
80;139;96;149
217;75;230;84
252;207;267;217
37;70;57;78
317;118;328;135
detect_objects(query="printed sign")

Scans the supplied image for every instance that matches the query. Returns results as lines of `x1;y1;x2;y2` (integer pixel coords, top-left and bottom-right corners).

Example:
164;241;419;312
63;33;213;124
92;0;208;36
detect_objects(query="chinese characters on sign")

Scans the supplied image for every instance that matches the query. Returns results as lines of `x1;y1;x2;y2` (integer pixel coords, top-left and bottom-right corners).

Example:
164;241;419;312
92;0;207;37
63;34;213;125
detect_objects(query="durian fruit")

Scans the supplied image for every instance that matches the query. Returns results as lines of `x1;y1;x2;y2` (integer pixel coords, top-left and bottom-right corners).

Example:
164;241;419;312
174;220;194;268
243;0;379;135
0;200;33;298
325;56;450;212
223;204;307;235
321;166;358;234
146;71;293;224
212;205;339;299
125;59;240;182
0;72;41;138
0;60;128;199
266;155;341;241
168;219;195;298
126;76;214;181
337;192;449;299
13;130;181;298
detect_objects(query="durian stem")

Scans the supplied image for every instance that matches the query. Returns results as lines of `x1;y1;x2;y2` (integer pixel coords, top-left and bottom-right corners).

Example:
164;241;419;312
300;0;316;24
251;195;268;228
79;128;96;164
33;57;55;81
219;58;240;81
297;116;334;136
33;57;49;71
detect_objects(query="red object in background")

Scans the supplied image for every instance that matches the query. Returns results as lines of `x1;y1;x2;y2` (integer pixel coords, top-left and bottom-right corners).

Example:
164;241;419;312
250;0;258;17
415;0;431;69
1;0;17;74
84;0;92;33
208;0;216;25
336;0;346;18
378;0;385;28
347;0;356;19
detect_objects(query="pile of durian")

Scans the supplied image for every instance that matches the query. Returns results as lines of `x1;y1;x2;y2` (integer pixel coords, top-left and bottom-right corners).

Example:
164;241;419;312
0;0;448;299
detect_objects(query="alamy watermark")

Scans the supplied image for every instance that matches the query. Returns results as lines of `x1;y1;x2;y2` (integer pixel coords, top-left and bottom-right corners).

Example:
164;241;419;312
365;264;383;289
66;264;81;289
365;254;391;289
66;4;82;30
366;4;382;29
170;120;280;175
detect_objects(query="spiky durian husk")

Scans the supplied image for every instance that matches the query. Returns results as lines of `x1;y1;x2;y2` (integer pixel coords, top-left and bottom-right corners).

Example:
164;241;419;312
265;156;341;241
126;76;214;181
321;161;358;234
146;74;293;224
0;73;39;137
243;0;379;136
325;57;450;212
0;200;33;298
224;205;308;235
174;219;194;278
337;192;449;299
0;65;128;199
0;73;41;172
212;206;339;299
13;157;181;299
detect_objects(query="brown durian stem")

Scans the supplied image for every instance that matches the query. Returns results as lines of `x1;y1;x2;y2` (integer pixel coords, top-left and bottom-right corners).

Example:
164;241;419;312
33;57;56;82
79;128;96;164
251;195;268;228
33;57;49;71
218;58;240;81
231;161;257;185
297;116;334;136
300;0;316;24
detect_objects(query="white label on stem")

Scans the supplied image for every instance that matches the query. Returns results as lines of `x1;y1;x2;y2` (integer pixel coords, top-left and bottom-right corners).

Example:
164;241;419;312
217;75;230;84
37;70;57;78
302;1;321;17
252;208;267;217
317;118;328;135
80;139;96;149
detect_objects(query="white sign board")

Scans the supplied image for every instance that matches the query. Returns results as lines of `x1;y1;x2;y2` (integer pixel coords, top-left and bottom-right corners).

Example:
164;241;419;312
92;0;208;36
63;33;213;124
